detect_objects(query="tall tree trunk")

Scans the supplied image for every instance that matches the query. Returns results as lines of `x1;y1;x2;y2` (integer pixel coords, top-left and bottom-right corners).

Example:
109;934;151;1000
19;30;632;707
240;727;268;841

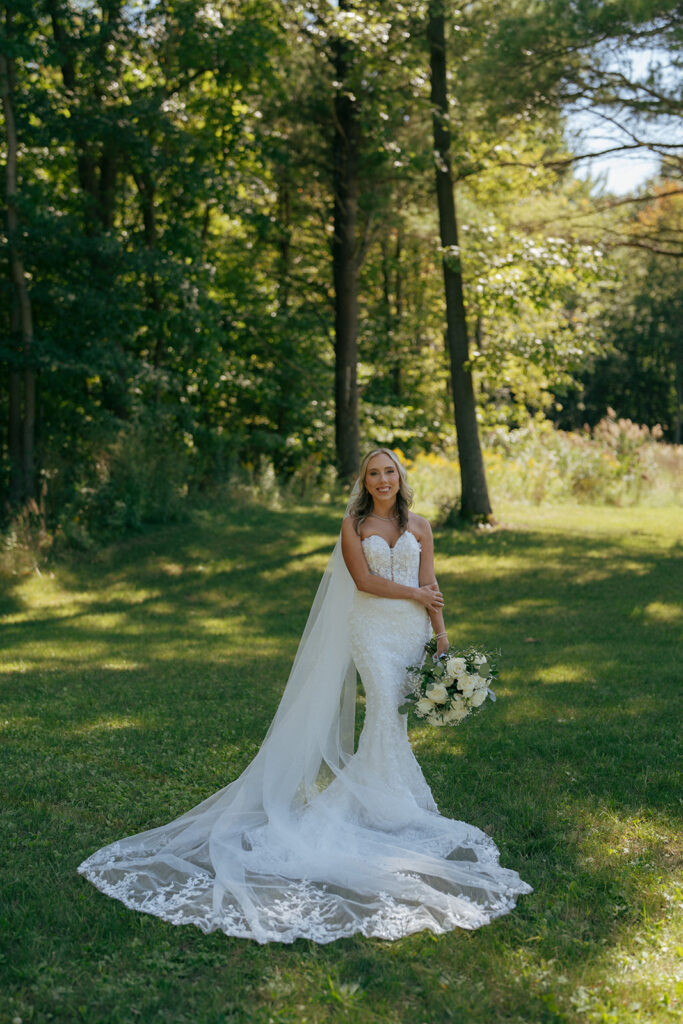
48;0;98;229
49;0;119;233
332;2;360;480
22;359;36;499
1;43;36;502
275;175;294;452
674;345;682;445
381;228;404;399
381;238;393;337
427;2;492;521
393;226;403;398
277;177;291;317
133;170;164;368
8;314;22;503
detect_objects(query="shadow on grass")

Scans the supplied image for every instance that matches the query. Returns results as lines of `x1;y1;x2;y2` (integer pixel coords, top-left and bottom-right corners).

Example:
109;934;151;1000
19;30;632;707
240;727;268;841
1;502;681;1022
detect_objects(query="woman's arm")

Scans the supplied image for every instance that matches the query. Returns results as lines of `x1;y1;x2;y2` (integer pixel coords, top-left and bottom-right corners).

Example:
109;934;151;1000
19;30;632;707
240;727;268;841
415;517;449;656
341;517;444;614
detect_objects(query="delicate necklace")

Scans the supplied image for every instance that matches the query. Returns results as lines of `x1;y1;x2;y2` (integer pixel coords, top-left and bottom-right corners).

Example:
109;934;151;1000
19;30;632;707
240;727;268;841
370;511;398;521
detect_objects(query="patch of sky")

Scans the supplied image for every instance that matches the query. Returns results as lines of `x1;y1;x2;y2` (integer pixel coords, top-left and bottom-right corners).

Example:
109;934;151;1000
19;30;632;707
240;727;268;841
565;44;682;195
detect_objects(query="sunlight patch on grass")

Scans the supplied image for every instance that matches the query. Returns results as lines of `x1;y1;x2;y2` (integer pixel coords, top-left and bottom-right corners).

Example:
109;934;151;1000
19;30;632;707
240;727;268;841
496;597;558;617
71;715;145;735
0;714;38;730
644;601;683;624
5;583;164;626
497;503;683;543
187;615;239;635
441;554;538;576
1;661;28;673
79;611;133;629
573;561;652;584
535;665;594;684
2;639;117;665
156;560;187;576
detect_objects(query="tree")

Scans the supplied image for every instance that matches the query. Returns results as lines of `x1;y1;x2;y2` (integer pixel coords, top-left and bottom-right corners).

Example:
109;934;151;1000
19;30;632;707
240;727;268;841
1;3;35;503
427;1;491;520
558;186;683;441
331;0;361;480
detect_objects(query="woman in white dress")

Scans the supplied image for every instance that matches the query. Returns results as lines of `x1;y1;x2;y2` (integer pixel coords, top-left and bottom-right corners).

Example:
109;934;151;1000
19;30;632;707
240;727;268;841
78;448;531;942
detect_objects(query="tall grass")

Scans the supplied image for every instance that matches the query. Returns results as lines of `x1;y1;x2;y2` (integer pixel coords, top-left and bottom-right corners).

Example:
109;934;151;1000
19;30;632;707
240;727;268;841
1;500;681;1023
405;413;682;523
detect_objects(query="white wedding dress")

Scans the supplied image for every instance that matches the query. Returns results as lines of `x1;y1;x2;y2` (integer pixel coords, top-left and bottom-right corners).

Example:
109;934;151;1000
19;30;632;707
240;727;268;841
78;529;531;942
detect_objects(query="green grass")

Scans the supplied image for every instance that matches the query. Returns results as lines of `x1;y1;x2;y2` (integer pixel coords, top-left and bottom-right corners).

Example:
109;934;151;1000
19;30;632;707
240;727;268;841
1;501;681;1024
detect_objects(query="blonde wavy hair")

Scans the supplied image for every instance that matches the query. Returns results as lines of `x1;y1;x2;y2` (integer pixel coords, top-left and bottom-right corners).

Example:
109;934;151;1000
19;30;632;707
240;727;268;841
347;448;413;533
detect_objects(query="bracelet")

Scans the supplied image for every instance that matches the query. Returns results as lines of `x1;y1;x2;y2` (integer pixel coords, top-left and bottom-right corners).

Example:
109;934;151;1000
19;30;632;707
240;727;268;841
434;631;448;640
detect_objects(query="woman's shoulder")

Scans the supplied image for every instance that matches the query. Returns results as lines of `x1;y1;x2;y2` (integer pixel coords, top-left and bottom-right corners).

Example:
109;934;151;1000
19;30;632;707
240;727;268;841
341;514;359;540
407;511;433;542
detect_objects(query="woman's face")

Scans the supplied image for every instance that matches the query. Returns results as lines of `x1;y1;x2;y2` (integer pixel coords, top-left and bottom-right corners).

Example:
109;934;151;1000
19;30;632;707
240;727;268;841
364;454;399;504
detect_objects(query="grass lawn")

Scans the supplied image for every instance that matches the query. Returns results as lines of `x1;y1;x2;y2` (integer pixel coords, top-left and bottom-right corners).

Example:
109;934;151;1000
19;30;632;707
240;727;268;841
1;500;681;1024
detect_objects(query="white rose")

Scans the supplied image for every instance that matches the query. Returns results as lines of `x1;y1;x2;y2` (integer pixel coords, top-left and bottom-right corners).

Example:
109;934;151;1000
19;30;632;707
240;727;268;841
472;674;488;691
445;657;467;681
459;676;476;698
425;683;449;705
450;695;467;712
444;705;468;724
469;688;488;707
415;697;436;716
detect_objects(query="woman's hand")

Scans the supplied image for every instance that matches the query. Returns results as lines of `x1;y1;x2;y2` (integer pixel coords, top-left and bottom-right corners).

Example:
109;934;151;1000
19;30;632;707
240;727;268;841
435;635;449;659
414;583;444;613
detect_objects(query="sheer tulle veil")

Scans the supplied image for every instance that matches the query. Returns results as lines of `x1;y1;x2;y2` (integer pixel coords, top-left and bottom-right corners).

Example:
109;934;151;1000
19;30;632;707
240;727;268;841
77;484;365;934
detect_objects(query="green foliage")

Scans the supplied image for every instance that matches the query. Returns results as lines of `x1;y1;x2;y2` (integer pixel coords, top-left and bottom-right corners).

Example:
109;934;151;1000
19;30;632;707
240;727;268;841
1;0;681;539
559;187;683;441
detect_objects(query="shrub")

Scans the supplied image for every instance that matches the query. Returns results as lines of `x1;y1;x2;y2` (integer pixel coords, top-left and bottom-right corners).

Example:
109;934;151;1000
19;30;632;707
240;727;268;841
402;414;682;518
53;415;191;548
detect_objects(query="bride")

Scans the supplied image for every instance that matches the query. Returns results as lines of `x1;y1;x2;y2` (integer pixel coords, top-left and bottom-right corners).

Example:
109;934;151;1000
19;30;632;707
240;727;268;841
78;448;531;942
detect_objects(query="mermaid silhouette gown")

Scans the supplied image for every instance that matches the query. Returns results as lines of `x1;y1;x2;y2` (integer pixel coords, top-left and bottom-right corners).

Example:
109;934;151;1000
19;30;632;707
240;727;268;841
78;530;531;942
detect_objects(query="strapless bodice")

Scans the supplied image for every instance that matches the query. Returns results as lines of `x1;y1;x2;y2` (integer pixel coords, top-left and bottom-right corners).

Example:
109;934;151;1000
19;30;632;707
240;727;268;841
361;530;421;586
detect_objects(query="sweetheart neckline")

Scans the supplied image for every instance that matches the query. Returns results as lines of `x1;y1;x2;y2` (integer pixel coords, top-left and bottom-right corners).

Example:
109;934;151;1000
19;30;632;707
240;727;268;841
361;529;419;552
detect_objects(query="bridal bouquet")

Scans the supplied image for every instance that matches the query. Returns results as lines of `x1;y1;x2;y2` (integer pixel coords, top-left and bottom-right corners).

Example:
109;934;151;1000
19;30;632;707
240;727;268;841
400;638;498;727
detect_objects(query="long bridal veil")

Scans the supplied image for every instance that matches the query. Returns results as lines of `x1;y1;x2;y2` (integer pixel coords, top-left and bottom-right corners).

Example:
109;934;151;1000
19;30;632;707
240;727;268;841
77;535;367;938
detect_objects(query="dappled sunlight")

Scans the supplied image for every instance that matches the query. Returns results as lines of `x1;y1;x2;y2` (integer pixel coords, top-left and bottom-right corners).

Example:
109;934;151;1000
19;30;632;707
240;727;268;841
3;638;117;665
644;600;682;623
101;659;143;671
188;615;240;636
71;715;145;736
533;799;683;1013
0;714;38;731
535;665;593;684
495;503;683;544
412;728;467;759
2;502;680;1024
572;560;652;583
156;560;188;577
496;597;558;618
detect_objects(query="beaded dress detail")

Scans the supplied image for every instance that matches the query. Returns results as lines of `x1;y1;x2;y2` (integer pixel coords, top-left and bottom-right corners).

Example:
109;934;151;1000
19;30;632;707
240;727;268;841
77;529;531;942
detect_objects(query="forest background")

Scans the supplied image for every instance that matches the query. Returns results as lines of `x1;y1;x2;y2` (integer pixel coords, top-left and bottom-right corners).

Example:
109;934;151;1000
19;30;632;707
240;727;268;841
1;0;682;555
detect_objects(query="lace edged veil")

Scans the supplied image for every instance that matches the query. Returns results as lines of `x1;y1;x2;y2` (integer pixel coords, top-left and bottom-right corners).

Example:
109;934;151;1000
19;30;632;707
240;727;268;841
77;492;362;921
